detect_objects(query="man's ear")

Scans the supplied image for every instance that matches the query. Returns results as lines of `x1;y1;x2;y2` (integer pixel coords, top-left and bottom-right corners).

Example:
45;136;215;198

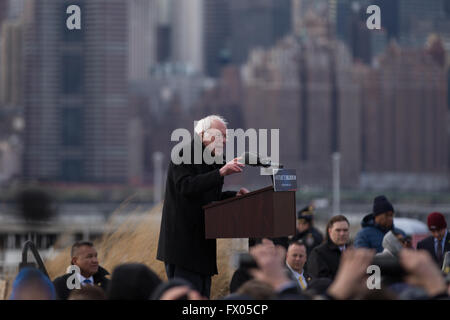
71;257;77;265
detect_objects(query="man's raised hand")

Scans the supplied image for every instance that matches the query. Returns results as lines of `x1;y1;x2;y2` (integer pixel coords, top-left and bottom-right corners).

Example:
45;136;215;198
219;157;245;177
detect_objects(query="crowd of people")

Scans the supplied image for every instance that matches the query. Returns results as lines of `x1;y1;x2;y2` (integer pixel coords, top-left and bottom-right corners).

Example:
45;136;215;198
8;198;450;300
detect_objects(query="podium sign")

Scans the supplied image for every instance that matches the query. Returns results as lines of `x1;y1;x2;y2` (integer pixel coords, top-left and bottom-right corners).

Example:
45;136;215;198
272;169;297;192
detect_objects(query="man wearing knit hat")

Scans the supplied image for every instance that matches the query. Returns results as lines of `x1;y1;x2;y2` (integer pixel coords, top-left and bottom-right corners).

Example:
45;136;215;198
354;195;406;253
417;212;450;269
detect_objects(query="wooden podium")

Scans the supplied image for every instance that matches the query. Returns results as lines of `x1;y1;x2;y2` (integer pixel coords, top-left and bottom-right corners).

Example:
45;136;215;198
203;186;296;239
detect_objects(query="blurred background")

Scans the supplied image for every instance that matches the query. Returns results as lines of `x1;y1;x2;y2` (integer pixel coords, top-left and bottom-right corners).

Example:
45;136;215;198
0;0;449;286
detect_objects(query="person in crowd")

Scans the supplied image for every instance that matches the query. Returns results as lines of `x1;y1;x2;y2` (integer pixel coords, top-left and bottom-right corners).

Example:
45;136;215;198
247;241;310;300
291;205;323;255
106;263;162;300
151;278;206;300
323;247;449;300
305;215;351;280
375;230;405;259
246;240;450;300
285;240;312;290
229;264;253;294
53;241;110;300
68;285;106;300
354;195;405;253
229;238;274;293
417;212;450;269
235;279;276;300
157;115;248;298
10;267;56;300
249;237;289;250
398;249;449;300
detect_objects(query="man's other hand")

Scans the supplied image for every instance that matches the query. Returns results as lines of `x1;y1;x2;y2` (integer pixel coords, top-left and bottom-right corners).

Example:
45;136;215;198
237;188;250;196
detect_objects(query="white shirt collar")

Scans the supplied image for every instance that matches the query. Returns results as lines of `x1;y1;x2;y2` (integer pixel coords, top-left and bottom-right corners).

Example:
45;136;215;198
77;273;94;285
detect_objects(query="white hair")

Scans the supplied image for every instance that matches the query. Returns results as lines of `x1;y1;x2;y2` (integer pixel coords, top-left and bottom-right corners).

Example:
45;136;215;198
194;115;227;136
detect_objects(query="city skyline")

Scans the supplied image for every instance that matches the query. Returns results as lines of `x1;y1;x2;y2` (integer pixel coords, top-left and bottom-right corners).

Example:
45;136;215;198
0;0;448;192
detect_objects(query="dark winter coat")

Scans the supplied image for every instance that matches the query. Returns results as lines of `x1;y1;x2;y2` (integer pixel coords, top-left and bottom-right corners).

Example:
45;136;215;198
305;239;348;280
353;213;405;253
156;138;236;276
53;265;110;300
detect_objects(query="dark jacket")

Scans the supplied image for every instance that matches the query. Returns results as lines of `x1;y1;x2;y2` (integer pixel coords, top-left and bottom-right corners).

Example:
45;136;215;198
417;230;450;268
353;213;405;253
156;138;236;276
305;239;347;280
291;226;324;256
229;267;252;294
53;266;110;300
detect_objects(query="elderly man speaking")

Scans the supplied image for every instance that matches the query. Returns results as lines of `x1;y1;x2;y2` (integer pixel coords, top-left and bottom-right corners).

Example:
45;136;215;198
157;115;248;298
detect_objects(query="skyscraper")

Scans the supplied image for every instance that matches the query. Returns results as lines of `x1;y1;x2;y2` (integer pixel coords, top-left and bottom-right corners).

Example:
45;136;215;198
375;0;450;48
128;0;158;81
7;0;25;19
169;0;292;77
171;0;203;74
23;0;129;183
0;19;22;107
229;0;292;67
357;42;449;190
242;31;361;189
203;0;230;77
0;0;8;30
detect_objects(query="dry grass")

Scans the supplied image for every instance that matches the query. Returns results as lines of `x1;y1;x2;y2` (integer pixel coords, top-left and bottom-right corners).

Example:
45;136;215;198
43;202;246;300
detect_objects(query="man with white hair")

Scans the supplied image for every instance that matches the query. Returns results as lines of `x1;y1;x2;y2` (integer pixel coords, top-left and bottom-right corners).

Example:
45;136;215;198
157;115;249;298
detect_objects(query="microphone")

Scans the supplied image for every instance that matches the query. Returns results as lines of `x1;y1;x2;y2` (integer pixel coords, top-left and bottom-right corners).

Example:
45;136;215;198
241;152;284;168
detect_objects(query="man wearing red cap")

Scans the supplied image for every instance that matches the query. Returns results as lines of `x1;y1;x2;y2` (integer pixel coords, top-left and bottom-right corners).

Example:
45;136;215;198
417;212;450;269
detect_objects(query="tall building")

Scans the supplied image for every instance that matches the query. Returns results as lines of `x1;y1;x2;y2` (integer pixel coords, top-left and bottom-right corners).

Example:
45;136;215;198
128;0;158;81
203;0;230;77
241;14;449;190
0;19;22;107
171;0;203;74
376;0;450;48
229;0;291;67
242;31;361;189
7;0;25;19
328;0;388;64
170;0;292;77
23;0;129;183
155;0;171;63
0;0;8;30
357;42;449;190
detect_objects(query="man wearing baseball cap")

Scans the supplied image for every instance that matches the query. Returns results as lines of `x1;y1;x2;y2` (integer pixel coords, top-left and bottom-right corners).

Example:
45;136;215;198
291;205;324;256
417;212;450;269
